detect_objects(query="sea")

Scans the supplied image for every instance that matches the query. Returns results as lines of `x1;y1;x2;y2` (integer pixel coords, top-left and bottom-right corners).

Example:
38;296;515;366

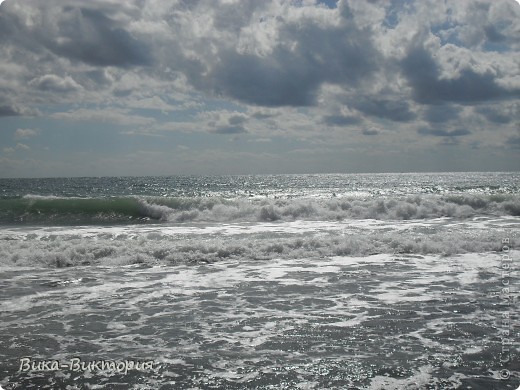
0;172;518;389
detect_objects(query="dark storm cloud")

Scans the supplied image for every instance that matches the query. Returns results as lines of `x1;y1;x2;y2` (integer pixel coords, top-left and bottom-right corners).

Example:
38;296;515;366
0;0;518;134
423;105;460;124
209;11;379;107
353;99;416;122
477;106;512;124
210;50;321;107
47;8;151;67
0;101;37;117
0;105;23;117
279;16;378;86
0;3;150;68
484;25;506;43
401;45;519;105
418;128;471;137
323;115;360;126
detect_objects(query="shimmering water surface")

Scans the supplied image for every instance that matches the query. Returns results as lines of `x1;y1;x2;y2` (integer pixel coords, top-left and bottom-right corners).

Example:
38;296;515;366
0;172;518;389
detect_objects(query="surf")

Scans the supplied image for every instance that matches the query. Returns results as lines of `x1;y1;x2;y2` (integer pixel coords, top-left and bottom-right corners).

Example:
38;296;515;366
0;193;518;226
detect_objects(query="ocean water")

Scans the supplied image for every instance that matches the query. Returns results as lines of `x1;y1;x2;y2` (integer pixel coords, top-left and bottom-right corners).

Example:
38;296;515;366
0;172;518;389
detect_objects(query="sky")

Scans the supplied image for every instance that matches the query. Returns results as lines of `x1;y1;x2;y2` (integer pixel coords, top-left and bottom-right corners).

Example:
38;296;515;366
0;0;519;178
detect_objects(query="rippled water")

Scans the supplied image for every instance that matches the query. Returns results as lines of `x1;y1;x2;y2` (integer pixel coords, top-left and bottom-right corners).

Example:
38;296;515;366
1;253;518;389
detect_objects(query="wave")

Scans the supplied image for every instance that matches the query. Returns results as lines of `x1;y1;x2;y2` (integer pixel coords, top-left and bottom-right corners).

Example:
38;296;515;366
0;193;518;225
0;225;511;268
0;195;144;225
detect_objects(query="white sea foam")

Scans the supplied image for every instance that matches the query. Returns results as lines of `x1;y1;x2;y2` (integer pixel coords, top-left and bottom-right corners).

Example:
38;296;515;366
135;194;520;223
0;216;516;267
1;252;514;388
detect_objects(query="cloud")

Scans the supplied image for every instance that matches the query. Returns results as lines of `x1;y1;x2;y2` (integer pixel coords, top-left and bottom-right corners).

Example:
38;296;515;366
362;128;380;136
353;98;416;122
29;75;82;93
125;96;179;112
401;44;519;104
14;128;39;139
228;114;247;126
250;109;279;120
418;128;471;137
507;135;520;148
323;114;360;126
484;25;507;43
477;106;513;124
0;102;38;117
249;137;272;143
423;105;460;124
51;108;155;126
0;104;23;117
51;7;151;67
0;4;151;68
204;1;380;107
2;1;518;114
438;137;462;146
211;125;247;135
16;143;30;151
210;50;321;107
198;110;252;135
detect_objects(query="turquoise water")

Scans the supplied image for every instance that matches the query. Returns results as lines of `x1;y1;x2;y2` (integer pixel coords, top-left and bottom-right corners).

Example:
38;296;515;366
0;172;518;389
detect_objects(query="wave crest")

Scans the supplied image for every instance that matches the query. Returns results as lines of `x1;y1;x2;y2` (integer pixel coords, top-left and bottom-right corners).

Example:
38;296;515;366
0;194;519;225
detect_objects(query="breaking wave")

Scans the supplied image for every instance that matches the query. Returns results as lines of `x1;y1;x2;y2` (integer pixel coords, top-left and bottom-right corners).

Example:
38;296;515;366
0;193;518;225
0;226;512;268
